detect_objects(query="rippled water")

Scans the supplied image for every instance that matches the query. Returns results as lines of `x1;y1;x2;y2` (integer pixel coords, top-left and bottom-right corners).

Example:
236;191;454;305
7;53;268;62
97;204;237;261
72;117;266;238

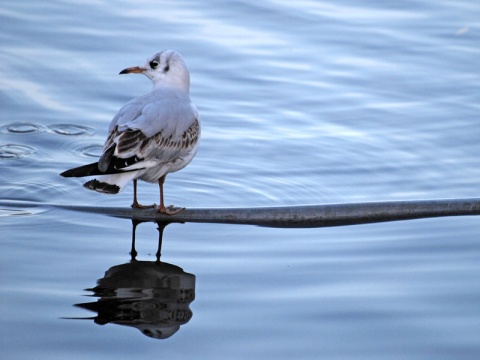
1;1;480;359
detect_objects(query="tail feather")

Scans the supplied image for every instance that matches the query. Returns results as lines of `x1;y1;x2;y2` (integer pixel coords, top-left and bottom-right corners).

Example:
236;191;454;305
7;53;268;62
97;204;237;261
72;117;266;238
62;162;140;195
84;179;120;194
82;172;139;194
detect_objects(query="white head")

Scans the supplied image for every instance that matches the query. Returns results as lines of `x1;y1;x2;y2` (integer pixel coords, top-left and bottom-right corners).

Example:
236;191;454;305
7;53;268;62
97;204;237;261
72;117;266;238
119;50;190;92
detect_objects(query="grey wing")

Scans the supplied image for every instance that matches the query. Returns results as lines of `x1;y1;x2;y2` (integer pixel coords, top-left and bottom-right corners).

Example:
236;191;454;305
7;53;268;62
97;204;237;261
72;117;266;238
98;96;200;173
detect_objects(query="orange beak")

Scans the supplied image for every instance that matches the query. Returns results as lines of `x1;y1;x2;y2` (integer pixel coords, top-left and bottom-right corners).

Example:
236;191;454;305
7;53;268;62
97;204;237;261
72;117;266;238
119;66;145;75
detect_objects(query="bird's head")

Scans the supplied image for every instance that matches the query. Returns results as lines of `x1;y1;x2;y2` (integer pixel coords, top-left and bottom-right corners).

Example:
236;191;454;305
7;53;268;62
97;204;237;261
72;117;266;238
119;50;190;92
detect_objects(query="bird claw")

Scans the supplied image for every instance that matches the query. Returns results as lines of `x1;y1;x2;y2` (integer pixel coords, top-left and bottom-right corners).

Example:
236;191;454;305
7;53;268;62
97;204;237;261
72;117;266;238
155;204;185;215
131;202;155;209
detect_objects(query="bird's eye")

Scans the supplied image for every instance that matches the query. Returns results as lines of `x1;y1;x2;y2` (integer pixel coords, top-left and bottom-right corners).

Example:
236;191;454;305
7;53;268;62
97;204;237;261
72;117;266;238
149;60;159;69
164;65;170;72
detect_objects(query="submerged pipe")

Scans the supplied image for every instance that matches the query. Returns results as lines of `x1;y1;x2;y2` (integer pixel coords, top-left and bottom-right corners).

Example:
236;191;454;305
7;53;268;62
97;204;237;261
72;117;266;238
49;198;480;228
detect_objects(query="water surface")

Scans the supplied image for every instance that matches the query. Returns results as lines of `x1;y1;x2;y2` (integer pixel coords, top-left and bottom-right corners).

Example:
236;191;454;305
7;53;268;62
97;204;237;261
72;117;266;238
1;0;480;359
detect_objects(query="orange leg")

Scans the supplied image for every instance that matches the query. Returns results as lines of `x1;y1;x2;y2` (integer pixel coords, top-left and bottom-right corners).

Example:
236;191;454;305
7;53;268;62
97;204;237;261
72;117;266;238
131;179;154;209
155;175;185;215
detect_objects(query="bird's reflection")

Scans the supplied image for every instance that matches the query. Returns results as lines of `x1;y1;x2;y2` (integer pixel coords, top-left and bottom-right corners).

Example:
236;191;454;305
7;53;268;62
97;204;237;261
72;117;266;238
72;221;196;339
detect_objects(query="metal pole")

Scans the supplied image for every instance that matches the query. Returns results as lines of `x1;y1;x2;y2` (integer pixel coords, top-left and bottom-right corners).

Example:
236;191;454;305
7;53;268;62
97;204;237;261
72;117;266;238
48;198;480;228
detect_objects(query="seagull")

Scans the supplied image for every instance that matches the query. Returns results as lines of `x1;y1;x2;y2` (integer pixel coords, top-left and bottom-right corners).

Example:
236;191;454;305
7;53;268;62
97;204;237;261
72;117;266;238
60;50;200;215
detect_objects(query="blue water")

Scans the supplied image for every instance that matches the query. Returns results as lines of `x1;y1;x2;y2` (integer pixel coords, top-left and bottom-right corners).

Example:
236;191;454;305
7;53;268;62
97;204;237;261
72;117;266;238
1;0;480;359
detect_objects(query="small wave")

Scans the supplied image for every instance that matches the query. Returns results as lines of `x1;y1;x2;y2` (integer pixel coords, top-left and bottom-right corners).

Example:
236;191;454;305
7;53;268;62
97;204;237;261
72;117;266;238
47;124;94;136
0;207;40;217
0;122;46;134
0;144;37;159
78;144;103;157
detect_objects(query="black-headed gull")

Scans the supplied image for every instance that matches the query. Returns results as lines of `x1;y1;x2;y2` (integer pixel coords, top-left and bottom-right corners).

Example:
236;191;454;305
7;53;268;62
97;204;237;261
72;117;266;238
61;50;200;215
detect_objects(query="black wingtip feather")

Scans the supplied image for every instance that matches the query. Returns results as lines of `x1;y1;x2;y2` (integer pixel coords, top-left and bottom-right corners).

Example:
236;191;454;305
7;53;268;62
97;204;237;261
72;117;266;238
83;179;120;194
60;162;102;177
61;157;144;178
